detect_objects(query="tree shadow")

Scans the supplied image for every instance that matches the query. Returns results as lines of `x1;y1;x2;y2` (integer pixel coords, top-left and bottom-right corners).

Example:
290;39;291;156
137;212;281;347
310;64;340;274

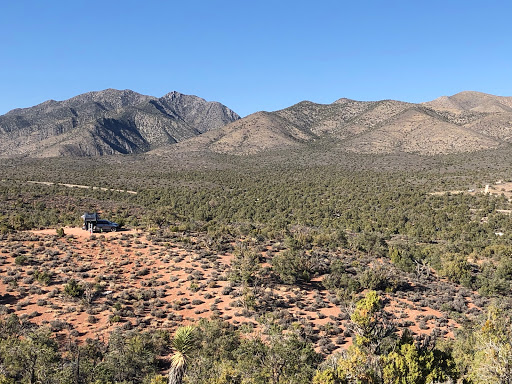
0;293;18;305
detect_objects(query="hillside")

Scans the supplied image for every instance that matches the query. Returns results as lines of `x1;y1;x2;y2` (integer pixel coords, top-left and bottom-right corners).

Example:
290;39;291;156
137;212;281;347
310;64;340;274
4;90;512;158
423;90;512;113
0;89;240;157
0;226;481;354
165;91;512;156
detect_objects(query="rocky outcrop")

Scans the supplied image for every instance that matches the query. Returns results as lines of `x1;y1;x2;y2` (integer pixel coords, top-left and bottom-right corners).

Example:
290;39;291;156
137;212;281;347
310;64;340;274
0;89;240;157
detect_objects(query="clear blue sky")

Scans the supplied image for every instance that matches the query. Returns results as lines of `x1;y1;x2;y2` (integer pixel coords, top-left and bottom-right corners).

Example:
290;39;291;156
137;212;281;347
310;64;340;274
1;1;511;117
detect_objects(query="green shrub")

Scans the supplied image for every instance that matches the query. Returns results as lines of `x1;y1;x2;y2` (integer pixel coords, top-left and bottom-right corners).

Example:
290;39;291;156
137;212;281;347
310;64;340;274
33;269;52;285
389;247;416;273
322;259;360;294
272;250;317;284
64;279;84;298
14;254;28;266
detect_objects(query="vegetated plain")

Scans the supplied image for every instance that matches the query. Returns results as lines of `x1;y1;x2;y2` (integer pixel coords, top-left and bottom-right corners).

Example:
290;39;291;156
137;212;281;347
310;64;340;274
3;87;512;384
1;142;512;383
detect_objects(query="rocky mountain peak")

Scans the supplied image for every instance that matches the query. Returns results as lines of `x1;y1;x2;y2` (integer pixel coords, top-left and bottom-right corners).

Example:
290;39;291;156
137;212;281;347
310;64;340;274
0;89;240;157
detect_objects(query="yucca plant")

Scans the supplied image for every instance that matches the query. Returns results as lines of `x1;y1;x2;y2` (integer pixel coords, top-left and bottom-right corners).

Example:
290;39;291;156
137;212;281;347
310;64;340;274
168;325;196;384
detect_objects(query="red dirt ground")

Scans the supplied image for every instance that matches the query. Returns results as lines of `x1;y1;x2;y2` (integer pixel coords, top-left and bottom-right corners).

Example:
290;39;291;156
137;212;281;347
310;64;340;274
0;227;479;354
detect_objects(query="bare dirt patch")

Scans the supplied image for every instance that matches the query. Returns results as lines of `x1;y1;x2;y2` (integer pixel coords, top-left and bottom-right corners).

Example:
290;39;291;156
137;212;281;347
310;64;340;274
31;227;140;240
0;229;480;354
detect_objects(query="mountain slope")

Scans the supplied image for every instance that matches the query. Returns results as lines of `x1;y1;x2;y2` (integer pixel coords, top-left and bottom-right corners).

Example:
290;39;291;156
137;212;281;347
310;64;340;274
168;92;510;156
423;91;512;113
343;107;501;155
0;89;240;157
4;90;512;158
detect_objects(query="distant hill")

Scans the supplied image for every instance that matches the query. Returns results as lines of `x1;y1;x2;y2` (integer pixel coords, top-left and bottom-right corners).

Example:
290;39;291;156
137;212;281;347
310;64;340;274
3;90;512;158
423;91;512;113
0;89;240;157
167;91;510;156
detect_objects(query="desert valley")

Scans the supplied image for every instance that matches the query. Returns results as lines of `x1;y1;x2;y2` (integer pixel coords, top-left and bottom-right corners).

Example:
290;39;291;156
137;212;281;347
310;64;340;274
1;90;512;383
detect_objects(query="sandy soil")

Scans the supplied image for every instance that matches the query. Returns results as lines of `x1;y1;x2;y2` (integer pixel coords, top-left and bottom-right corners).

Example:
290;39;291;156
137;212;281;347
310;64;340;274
0;228;479;354
31;227;140;239
26;180;137;194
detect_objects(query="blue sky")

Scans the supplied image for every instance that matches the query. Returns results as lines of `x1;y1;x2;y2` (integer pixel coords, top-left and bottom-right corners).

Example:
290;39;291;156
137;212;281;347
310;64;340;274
1;1;511;117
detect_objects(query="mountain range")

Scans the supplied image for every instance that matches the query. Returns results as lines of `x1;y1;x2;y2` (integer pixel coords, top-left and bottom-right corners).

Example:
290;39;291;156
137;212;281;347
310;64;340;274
1;90;512;158
0;89;239;157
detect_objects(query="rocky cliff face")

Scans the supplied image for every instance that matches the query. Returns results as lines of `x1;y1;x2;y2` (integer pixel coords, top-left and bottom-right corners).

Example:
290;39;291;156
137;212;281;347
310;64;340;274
0;89;240;157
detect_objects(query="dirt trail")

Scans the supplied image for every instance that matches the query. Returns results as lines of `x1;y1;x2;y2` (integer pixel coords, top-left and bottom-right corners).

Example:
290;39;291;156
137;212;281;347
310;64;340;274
26;180;137;194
